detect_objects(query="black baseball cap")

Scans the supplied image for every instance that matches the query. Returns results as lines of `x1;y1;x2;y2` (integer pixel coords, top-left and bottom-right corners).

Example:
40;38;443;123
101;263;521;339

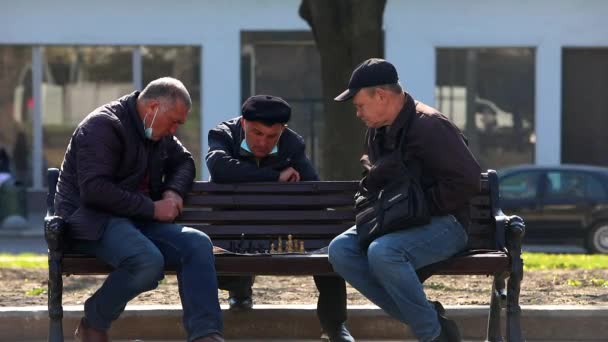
242;95;291;124
334;58;399;102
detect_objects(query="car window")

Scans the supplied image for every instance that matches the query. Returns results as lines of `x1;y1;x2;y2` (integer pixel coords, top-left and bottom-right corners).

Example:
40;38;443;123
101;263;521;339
586;174;607;200
500;172;539;200
545;171;586;200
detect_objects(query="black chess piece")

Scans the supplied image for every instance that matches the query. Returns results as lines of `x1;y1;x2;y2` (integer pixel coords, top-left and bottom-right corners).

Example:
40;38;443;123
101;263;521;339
238;233;245;253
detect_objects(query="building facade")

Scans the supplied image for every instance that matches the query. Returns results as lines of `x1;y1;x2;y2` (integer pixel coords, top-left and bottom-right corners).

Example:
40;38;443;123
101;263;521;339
1;0;607;194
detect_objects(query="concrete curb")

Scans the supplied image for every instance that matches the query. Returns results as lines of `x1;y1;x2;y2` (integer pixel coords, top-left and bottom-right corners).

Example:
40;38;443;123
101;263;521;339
1;305;607;341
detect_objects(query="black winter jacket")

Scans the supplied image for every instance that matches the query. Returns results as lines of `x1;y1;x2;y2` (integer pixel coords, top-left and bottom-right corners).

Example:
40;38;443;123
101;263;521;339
54;92;195;240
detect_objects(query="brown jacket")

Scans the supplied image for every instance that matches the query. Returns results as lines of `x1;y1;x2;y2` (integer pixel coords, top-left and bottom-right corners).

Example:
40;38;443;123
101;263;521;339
362;93;481;228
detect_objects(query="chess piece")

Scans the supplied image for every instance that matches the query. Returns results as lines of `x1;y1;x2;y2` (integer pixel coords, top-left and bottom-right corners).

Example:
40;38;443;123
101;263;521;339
299;240;305;253
287;235;293;253
270;243;276;254
277;236;283;253
238;233;245;253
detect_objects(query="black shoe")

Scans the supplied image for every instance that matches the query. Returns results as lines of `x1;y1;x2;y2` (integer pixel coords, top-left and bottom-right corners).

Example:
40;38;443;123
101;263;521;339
321;323;354;342
430;301;462;342
228;295;253;311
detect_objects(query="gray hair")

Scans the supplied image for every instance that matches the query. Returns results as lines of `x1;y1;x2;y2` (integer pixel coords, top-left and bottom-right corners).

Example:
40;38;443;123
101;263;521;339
139;77;192;111
366;82;403;96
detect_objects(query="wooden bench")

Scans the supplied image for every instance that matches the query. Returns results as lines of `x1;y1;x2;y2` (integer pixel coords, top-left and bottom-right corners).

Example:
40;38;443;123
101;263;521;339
44;168;525;342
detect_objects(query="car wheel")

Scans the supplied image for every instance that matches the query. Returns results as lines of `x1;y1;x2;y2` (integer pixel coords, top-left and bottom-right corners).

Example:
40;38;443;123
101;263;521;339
586;223;608;254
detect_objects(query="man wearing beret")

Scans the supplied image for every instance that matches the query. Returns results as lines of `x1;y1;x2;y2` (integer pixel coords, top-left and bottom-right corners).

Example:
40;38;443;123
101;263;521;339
206;95;354;342
328;58;481;342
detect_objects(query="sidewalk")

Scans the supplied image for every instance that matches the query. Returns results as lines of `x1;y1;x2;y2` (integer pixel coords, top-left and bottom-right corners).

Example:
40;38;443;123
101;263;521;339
1;305;607;341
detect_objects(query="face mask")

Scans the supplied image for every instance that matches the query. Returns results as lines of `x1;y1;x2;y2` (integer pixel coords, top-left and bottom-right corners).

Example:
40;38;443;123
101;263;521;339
240;139;278;155
143;107;159;140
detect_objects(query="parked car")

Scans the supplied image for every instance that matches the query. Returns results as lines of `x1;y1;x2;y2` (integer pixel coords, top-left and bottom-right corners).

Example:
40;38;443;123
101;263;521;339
498;164;608;253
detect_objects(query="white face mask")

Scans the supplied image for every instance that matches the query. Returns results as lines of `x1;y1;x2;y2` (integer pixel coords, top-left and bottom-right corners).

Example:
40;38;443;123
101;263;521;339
143;107;159;140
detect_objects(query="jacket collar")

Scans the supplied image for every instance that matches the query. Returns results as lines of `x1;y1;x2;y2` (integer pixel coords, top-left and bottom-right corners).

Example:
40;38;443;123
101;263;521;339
373;92;417;151
124;91;147;141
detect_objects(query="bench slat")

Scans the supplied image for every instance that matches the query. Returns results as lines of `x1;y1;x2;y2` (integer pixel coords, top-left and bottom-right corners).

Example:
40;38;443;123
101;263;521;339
60;252;509;276
185;194;355;208
190;181;359;193
177;209;355;223
188;224;352;236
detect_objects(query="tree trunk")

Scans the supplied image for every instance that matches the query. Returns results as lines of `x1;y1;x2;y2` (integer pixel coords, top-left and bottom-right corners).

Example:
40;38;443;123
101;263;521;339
299;0;386;180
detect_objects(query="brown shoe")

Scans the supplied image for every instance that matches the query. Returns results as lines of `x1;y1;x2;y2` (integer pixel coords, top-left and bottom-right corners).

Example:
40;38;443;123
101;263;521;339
74;317;109;342
192;333;224;342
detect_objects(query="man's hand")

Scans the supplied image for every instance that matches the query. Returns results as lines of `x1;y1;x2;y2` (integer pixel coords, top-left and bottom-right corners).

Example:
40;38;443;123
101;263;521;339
279;167;300;182
153;198;180;222
162;190;184;214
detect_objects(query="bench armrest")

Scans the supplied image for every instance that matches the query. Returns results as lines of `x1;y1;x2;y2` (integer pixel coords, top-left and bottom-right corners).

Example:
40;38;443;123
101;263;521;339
44;215;66;254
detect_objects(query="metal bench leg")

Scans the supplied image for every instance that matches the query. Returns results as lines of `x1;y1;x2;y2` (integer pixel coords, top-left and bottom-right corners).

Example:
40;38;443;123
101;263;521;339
45;216;65;342
486;272;507;342
506;216;525;342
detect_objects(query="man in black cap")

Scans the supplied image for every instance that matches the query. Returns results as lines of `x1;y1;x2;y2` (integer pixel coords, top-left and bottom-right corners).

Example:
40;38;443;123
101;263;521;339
329;58;481;342
206;95;354;342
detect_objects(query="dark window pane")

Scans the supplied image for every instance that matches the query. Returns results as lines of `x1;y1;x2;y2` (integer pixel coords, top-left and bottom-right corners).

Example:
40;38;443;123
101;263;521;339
0;46;32;186
241;32;323;169
545;171;586;199
586;174;607;200
436;48;535;170
500;172;539;200
562;48;608;166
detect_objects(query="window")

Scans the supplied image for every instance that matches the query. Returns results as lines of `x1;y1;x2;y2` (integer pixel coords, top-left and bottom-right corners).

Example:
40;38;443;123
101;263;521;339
562;48;608;166
500;171;540;200
43;46;134;170
545;171;586;200
586;174;607;201
0;46;33;186
241;32;323;169
436;48;535;170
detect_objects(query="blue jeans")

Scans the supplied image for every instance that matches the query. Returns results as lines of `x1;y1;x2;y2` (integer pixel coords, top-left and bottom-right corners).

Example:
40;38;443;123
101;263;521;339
70;217;223;341
328;216;467;342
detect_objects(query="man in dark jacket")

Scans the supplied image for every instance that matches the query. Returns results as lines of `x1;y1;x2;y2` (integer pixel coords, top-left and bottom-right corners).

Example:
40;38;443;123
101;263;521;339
55;77;223;342
206;95;354;342
328;59;481;342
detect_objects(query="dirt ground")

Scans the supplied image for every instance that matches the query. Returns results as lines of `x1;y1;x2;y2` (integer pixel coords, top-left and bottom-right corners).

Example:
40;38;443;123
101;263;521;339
1;268;607;307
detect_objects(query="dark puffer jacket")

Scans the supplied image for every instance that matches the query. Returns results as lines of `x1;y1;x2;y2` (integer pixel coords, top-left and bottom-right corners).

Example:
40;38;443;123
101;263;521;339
54;91;195;240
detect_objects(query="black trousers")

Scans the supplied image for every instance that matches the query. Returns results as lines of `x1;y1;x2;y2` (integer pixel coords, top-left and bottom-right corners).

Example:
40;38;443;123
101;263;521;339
218;275;347;327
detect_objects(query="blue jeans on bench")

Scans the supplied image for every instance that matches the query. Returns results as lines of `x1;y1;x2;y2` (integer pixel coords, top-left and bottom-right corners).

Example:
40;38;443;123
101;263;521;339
328;215;467;342
70;217;223;341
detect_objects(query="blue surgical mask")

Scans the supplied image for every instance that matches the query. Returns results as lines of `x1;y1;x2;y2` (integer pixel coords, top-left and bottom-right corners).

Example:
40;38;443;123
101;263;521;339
240;139;278;155
143;107;159;140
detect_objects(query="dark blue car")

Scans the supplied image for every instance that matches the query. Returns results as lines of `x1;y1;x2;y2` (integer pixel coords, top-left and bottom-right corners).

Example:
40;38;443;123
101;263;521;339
498;164;608;253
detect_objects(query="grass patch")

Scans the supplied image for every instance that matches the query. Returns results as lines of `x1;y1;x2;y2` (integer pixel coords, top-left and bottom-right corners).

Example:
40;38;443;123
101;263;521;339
25;287;47;296
0;253;47;269
522;253;608;270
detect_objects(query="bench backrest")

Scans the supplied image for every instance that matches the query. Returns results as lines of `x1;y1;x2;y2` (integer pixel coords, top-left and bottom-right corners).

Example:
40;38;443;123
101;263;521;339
46;169;502;253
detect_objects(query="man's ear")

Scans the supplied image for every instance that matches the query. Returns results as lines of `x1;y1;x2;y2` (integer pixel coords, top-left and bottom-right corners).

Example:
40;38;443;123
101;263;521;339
376;88;387;103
